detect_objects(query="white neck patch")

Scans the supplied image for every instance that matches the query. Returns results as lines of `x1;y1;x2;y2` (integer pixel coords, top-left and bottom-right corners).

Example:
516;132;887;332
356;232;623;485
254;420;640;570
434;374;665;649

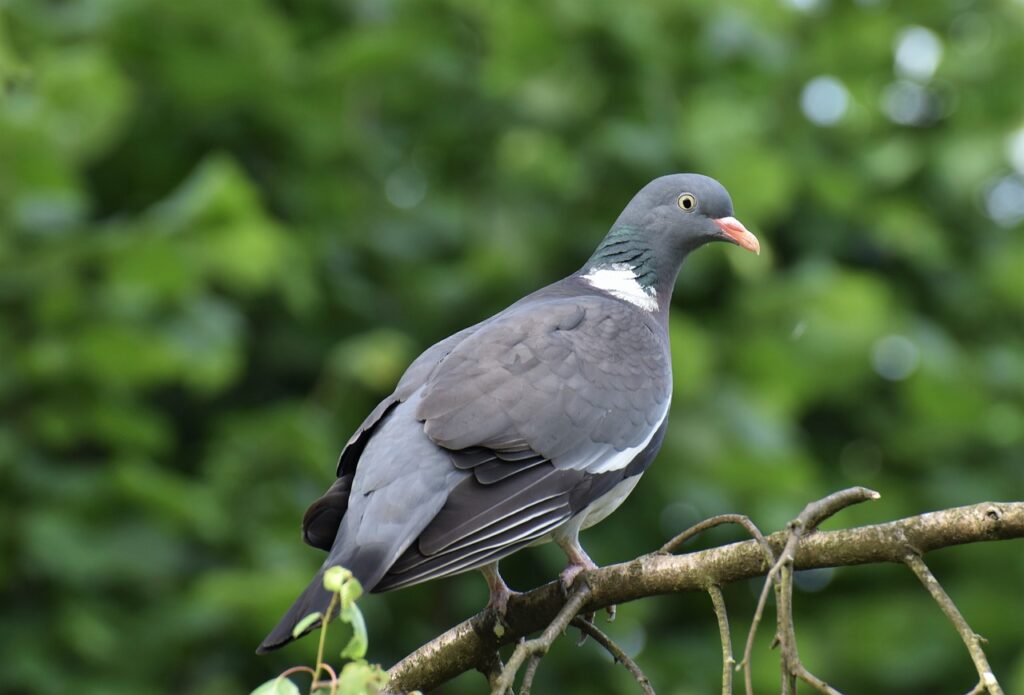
581;263;659;312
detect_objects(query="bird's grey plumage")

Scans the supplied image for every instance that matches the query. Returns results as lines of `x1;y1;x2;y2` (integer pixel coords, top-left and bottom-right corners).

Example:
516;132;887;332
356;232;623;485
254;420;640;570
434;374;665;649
417;294;670;460
258;173;758;653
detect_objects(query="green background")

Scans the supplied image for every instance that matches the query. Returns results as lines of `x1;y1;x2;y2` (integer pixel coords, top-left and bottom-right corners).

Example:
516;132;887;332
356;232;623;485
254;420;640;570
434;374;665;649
1;0;1022;693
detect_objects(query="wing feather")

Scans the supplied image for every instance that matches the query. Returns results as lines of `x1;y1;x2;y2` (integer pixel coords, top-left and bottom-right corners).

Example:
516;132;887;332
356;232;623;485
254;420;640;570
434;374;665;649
378;511;568;590
416;296;671;470
416;463;580;555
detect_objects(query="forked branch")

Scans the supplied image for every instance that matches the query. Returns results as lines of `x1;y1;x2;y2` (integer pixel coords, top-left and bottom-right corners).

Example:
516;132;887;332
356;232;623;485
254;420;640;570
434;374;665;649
490;583;593;694
767;487;880;695
385;500;1024;693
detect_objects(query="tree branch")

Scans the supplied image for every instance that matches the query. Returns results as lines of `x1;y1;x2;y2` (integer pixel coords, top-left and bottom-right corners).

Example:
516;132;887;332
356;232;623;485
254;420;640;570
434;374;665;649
570;616;655;695
770;487;879;695
706;584;734;695
904;553;1004;695
385;501;1024;693
490;583;593;694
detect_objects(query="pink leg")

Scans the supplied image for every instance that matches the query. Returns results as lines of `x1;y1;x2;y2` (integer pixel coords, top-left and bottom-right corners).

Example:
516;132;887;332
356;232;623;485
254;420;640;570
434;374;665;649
556;536;598;592
556;535;615;623
480;562;519;617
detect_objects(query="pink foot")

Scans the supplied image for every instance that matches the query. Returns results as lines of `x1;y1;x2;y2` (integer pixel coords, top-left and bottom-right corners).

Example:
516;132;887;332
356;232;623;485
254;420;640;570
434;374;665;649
559;556;616;639
486;580;521;618
555;539;616;641
559;561;593;595
481;563;520;622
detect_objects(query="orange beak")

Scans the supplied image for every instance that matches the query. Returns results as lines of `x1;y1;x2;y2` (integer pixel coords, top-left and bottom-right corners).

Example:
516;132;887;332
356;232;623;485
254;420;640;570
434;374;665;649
714;216;760;255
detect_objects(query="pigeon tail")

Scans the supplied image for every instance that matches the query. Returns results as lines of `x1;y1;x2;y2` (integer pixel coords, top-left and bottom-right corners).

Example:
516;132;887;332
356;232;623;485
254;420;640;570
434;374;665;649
256;565;333;653
257;542;393;653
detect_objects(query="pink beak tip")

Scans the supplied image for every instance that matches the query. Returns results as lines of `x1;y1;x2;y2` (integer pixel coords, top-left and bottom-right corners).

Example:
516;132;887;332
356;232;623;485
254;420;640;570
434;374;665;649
714;216;760;255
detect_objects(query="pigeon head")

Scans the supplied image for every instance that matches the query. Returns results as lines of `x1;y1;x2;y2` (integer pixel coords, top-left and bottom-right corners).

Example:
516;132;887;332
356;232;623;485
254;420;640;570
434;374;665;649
613;173;759;258
582;174;759;312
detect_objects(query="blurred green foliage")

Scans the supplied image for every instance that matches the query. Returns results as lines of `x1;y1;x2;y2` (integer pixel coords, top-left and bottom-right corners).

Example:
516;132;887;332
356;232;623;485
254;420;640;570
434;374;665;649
1;0;1023;693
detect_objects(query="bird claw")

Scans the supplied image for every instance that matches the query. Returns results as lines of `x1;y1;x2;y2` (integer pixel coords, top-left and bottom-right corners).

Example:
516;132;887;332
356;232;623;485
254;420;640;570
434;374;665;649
559;553;599;596
486;584;520;621
559;563;587;597
481;563;520;637
556;543;602;644
571;604;616;645
488;586;517;616
486;588;521;638
558;559;604;645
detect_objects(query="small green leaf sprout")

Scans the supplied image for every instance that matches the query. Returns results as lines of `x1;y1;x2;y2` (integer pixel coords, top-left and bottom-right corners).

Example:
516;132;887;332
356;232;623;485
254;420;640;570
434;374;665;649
250;566;387;695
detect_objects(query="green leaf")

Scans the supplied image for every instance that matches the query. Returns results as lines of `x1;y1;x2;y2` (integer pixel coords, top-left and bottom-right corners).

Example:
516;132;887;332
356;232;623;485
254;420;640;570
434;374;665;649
339;604;368;660
339;575;363;610
323;565;352;593
291;611;322;638
336;660;388;695
249;676;301;695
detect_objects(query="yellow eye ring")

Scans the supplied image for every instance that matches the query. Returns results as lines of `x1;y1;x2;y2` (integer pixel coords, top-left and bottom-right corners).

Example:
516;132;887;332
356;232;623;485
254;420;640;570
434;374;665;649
677;193;697;211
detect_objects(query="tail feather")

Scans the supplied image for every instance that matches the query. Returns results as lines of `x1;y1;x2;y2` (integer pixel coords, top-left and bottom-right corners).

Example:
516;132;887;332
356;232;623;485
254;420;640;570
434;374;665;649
256;567;332;653
257;543;392;653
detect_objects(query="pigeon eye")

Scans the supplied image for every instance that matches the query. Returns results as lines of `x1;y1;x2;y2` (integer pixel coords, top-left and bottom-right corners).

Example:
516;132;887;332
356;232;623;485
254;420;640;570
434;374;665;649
677;193;697;212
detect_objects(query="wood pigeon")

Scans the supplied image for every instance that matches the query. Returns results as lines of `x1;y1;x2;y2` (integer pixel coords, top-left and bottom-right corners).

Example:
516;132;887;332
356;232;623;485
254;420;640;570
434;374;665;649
258;173;759;653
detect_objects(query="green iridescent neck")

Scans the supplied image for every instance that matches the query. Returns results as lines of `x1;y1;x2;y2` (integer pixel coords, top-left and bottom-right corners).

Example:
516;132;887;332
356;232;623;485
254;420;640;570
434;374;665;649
585;226;658;289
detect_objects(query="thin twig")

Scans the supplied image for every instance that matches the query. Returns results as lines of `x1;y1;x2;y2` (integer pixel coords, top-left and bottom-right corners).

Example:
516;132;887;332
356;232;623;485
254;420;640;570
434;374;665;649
767;487;878;695
904;553;1004;695
491;583;594;694
661;514;775;570
777;561;798;695
790;487;881;532
272;666;337;695
278;666;318;679
776;555;840;695
310;662;339;695
313;592;339;694
569;617;656;694
706;585;734;695
476;652;509;695
660;513;777;695
519;654;542;695
739;554;781;695
276;665;318;689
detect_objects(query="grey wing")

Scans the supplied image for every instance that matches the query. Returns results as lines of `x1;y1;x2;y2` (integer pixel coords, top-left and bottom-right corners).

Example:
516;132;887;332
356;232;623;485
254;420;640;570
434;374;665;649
334;321;484;476
304;321;486;551
373;452;587;590
417;296;672;467
322;391;471;591
375;297;672;590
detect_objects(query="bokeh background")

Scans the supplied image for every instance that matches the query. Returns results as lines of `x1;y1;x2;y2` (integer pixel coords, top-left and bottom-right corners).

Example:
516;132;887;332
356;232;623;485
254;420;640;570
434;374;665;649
2;0;1023;693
